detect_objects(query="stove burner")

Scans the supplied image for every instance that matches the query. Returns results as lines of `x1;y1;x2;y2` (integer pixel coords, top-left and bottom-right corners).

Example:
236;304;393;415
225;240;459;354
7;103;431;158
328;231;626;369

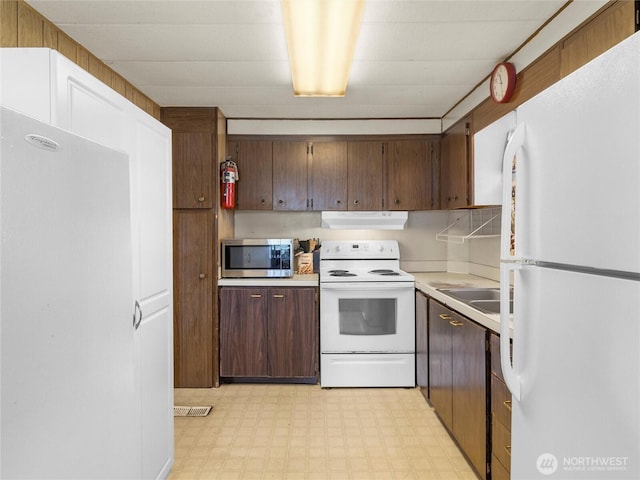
330;270;357;277
369;269;400;276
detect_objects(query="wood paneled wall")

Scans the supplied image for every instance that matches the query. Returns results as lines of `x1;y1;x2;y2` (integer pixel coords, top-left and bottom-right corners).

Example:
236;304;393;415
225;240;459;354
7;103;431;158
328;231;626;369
0;0;161;120
471;0;636;132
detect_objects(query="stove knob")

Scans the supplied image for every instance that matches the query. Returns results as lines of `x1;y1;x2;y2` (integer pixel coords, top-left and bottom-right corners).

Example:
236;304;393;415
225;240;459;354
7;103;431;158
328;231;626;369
378;245;385;252
335;245;341;252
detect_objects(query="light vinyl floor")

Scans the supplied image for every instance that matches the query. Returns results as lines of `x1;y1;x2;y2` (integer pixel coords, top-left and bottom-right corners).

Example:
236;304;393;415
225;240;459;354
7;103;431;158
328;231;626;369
169;384;478;480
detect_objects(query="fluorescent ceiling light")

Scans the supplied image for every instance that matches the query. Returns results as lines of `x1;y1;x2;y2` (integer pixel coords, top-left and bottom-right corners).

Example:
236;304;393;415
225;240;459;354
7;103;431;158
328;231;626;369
281;0;365;97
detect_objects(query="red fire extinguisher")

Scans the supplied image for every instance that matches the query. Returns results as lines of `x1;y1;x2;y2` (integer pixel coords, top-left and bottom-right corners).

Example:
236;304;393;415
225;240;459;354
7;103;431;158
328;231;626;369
220;157;238;209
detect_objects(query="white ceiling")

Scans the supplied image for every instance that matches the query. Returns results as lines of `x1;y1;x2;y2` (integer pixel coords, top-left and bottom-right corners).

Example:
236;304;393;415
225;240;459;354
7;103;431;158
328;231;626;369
27;0;571;120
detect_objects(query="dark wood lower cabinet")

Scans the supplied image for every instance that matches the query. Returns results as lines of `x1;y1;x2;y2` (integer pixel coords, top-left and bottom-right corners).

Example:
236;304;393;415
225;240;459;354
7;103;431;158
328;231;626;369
428;301;454;430
428;299;488;480
219;287;268;377
490;332;512;479
219;287;318;380
415;291;429;399
452;315;487;480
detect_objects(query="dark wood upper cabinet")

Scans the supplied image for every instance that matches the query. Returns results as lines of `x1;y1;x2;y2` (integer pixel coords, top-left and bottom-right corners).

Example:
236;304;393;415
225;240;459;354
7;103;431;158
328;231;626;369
228;139;273;210
441;118;470;209
387;139;433;210
309;142;348;211
272;140;309;211
348;141;384;210
162;108;216;209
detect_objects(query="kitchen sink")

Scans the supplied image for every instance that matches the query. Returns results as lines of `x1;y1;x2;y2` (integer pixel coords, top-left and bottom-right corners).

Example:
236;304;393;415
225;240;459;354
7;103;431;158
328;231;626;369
436;288;513;315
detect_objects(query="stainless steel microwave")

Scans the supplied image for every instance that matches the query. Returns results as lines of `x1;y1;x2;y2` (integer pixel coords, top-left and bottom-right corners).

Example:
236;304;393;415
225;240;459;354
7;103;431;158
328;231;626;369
221;239;293;278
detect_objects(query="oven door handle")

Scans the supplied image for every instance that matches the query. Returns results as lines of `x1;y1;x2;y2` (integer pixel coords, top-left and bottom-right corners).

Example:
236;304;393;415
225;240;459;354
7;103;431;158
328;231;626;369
320;283;414;292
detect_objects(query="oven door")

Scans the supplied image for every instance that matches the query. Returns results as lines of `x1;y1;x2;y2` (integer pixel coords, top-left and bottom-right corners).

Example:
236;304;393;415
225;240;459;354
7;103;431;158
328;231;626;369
320;282;415;353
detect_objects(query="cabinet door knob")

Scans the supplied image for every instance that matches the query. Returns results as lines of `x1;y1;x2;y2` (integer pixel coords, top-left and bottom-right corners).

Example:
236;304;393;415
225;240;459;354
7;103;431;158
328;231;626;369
394;198;400;205
353;199;359;205
199;273;206;279
336;199;341;205
278;199;284;204
198;196;205;202
260;198;265;204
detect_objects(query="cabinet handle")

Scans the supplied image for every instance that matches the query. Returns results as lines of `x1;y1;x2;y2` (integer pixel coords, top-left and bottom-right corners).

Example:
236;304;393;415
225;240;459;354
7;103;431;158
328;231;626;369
272;294;285;298
260;198;265;204
199;273;206;279
278;199;284;205
353;199;360;205
198;196;205;202
449;320;464;327
394;198;400;205
503;400;512;411
132;300;143;330
336;200;341;205
439;313;452;320
250;294;262;298
505;445;512;456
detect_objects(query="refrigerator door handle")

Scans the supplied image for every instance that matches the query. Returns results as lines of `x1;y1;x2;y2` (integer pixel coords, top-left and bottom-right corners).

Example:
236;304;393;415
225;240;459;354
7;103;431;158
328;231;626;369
500;262;521;401
500;122;525;261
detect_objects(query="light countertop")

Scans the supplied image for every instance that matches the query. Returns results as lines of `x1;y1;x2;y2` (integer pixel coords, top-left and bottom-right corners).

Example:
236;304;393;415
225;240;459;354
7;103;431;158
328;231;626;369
218;274;319;287
218;271;511;336
412;272;511;336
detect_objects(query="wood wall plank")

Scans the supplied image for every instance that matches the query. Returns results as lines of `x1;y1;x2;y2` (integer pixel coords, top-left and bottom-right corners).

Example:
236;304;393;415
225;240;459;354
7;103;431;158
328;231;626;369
56;30;77;61
43;21;57;49
112;72;127;98
88;51;112;87
1;1;19;47
560;0;636;77
17;1;43;46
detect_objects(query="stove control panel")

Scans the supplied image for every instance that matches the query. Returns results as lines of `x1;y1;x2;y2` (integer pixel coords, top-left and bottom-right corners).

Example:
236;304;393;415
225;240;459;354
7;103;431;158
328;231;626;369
320;240;400;260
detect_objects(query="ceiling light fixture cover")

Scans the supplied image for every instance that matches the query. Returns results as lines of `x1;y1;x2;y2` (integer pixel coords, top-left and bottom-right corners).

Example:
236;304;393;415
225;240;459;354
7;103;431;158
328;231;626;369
282;0;365;97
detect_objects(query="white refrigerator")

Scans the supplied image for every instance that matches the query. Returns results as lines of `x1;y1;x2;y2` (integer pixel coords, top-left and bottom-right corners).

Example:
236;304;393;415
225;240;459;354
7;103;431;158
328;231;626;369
498;32;640;479
1;106;140;478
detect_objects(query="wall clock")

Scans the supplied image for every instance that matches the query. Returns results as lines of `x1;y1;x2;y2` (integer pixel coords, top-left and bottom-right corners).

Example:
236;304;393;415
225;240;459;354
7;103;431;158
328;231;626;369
490;62;517;103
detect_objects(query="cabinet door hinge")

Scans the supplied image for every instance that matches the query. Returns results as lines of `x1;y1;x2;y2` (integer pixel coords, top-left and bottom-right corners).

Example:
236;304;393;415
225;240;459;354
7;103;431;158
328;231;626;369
381;144;385;155
465;127;470;136
235;144;239;154
486;338;490;352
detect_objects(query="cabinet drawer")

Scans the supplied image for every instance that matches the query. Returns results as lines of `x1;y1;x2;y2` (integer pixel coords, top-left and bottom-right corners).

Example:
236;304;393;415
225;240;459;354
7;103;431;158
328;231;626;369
492;454;510;480
492;414;511;472
491;374;512;430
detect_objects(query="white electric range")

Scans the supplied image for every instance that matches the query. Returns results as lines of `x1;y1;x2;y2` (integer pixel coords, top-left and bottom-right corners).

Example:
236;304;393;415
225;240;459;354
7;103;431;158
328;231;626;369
319;240;415;387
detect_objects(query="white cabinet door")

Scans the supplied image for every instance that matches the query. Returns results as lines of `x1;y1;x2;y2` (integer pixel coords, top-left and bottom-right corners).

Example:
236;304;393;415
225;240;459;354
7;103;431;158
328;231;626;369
128;110;174;480
53;51;129;151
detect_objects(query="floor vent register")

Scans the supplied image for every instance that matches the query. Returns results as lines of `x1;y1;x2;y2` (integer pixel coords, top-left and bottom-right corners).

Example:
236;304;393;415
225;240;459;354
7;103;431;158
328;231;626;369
173;405;212;417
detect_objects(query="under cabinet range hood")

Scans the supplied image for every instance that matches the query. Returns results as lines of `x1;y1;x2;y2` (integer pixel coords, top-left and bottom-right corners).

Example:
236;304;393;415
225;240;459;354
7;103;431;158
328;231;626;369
321;211;408;230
